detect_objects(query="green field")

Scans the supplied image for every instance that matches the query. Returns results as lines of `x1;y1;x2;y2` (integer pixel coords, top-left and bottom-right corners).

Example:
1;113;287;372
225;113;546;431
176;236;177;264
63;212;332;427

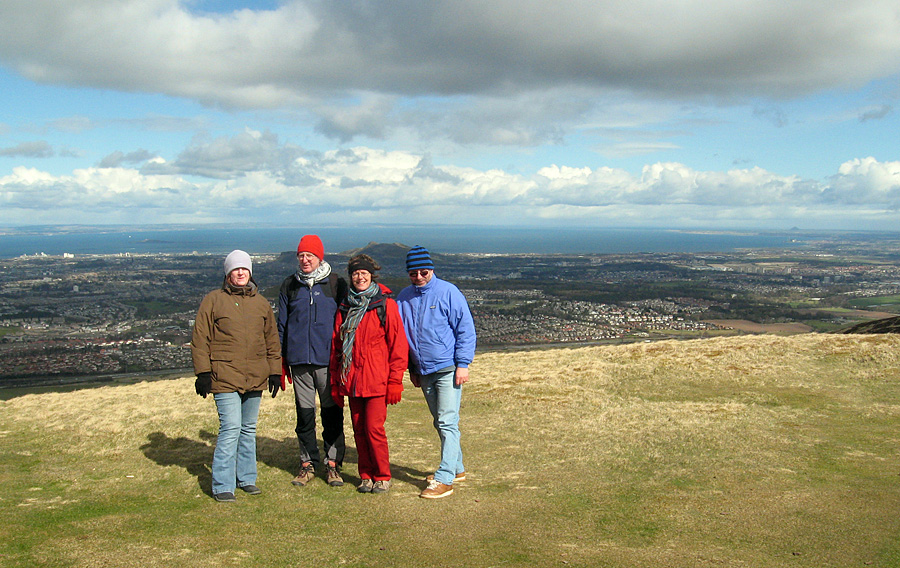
848;294;900;311
3;333;900;567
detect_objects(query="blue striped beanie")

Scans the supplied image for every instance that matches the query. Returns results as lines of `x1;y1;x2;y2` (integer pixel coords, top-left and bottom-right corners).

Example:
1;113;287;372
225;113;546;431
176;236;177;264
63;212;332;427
406;246;434;271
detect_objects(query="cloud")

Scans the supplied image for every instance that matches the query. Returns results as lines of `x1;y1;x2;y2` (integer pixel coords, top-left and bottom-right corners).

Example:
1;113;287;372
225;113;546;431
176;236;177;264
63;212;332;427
858;104;893;122
0;141;55;158
314;95;395;142
1;0;899;116
4;137;900;227
825;157;900;206
98;149;156;168
141;128;302;179
752;105;789;128
49;116;95;134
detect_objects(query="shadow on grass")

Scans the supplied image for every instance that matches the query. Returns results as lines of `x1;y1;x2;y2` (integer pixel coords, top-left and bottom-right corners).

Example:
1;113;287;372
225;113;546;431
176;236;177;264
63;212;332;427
140;427;434;494
388;461;432;490
141;431;428;493
140;431;215;496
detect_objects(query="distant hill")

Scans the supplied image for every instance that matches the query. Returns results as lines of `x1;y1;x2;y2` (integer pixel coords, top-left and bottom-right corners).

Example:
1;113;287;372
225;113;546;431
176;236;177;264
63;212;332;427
278;242;447;276
839;315;900;334
336;241;410;263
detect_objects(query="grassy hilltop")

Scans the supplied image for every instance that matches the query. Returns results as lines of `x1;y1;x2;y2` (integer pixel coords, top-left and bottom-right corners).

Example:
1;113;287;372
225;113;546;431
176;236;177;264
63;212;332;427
2;333;900;567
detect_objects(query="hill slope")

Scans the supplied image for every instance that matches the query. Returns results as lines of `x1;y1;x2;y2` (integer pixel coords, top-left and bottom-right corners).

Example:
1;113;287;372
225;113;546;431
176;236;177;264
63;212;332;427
840;314;900;334
2;333;900;567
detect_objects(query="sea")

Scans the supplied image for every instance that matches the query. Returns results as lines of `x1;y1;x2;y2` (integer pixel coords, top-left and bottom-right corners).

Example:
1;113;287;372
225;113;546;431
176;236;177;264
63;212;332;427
0;225;815;258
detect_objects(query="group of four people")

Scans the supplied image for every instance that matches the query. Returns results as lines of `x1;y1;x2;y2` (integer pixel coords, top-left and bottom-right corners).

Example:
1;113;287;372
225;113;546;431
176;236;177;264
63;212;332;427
190;236;476;502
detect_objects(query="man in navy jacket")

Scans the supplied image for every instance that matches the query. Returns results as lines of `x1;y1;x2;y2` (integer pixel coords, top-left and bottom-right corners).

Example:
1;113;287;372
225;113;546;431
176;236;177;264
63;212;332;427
396;245;476;499
277;235;348;487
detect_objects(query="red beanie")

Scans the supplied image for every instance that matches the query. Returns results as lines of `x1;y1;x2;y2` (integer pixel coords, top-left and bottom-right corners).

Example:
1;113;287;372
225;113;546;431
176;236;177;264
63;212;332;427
297;235;324;260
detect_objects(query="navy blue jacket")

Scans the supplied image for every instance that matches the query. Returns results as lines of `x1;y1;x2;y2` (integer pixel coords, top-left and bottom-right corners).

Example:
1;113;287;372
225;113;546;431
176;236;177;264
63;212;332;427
277;273;347;367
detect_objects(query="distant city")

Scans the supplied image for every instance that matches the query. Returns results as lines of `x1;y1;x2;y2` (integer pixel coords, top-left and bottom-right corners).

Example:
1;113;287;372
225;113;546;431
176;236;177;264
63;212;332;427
4;230;900;390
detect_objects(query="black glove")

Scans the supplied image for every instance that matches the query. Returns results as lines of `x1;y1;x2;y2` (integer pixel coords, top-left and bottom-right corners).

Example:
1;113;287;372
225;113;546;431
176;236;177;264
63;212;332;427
268;374;281;398
195;372;212;398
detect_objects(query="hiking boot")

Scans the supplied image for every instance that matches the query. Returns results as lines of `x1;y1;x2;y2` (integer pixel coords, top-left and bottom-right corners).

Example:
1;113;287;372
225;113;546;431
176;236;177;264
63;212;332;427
326;462;344;487
291;463;315;486
357;478;374;493
372;479;392;493
426;471;466;483
420;480;453;499
213;492;236;502
239;484;261;495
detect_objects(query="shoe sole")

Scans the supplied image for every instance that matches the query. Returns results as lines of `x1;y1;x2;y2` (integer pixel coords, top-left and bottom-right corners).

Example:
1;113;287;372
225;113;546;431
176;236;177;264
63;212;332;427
420;488;454;499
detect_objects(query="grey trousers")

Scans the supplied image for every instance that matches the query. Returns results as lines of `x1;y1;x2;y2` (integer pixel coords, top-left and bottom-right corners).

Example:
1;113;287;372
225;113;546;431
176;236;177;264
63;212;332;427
290;364;345;467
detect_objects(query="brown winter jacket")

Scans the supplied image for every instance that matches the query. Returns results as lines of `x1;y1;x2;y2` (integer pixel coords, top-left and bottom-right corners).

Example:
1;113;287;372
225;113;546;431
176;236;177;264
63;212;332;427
191;279;282;394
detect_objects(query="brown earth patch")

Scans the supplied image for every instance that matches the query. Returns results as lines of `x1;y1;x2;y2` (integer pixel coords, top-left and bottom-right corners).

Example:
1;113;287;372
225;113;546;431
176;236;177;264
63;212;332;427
704;319;812;334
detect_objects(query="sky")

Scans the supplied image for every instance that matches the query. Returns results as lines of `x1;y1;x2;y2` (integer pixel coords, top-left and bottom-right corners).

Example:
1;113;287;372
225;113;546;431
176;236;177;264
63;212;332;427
1;0;900;231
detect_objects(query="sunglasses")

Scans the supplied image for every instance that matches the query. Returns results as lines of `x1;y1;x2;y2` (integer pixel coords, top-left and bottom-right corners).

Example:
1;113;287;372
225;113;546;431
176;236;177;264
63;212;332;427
408;269;432;277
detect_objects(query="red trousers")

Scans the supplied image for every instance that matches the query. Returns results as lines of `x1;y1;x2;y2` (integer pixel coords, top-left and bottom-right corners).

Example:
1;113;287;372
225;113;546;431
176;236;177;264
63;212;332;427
349;396;391;481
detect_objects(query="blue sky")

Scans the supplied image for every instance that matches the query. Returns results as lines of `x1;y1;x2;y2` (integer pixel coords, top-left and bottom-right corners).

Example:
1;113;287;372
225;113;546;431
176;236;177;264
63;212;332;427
1;0;900;230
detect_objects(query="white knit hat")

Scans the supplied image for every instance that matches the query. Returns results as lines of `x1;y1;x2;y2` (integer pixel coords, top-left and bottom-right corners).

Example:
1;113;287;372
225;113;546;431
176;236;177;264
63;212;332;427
224;250;252;275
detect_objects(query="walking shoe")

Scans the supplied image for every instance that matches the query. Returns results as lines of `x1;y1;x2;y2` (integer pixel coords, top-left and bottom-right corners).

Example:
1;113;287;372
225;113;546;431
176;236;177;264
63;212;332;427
239;484;261;495
372;479;392;493
419;480;454;499
426;471;466;483
357;478;374;493
325;462;344;487
213;492;236;502
291;463;315;486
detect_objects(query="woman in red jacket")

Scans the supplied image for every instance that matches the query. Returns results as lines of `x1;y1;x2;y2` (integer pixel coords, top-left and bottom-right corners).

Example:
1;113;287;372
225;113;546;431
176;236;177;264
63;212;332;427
330;254;408;493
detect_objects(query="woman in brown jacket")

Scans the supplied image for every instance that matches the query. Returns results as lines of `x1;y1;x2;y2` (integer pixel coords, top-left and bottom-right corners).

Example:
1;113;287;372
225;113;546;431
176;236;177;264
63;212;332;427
191;250;282;502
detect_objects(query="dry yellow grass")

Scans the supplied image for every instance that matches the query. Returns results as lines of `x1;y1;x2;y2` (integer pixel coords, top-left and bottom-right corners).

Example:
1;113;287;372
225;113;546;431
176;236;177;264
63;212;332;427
2;333;900;567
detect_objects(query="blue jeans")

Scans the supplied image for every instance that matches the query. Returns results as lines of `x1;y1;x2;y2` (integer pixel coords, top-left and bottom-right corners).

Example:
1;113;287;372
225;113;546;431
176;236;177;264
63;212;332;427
420;367;464;485
212;391;262;495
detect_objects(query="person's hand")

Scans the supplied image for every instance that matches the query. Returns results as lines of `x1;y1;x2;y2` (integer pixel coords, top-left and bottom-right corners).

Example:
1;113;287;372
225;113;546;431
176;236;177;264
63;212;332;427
455;367;469;386
386;383;402;405
268;374;281;398
331;387;344;408
409;371;421;388
195;372;212;398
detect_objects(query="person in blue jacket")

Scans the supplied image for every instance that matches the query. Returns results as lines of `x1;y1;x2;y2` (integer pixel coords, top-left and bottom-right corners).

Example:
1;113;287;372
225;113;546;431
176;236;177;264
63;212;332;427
396;245;476;499
276;234;348;487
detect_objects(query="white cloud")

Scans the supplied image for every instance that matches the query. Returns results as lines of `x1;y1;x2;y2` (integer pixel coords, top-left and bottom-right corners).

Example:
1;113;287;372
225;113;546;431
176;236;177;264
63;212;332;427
4;141;900;227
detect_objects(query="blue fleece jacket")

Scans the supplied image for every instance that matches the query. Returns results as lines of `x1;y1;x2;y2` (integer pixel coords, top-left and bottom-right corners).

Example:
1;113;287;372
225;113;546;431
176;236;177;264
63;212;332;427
396;276;476;375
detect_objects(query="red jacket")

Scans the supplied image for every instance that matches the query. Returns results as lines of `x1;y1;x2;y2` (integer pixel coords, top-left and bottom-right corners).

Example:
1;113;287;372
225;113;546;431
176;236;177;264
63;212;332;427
330;284;408;398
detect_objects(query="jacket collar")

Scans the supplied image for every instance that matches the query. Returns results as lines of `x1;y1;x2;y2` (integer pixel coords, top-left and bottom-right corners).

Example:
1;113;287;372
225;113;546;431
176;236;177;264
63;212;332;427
223;278;258;296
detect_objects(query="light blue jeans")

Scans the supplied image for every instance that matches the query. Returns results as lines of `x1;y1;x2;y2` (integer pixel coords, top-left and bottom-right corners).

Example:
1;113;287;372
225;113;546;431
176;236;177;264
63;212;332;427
420;367;464;486
212;391;262;495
